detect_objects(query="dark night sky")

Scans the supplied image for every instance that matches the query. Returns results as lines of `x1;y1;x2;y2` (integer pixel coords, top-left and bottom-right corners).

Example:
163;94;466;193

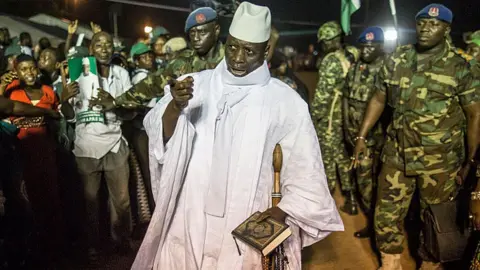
1;0;479;51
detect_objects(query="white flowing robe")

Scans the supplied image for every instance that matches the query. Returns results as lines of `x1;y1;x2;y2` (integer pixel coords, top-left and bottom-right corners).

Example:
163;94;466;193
132;60;343;270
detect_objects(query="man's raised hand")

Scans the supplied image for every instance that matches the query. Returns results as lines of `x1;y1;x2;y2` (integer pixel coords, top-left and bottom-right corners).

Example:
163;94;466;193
171;76;194;110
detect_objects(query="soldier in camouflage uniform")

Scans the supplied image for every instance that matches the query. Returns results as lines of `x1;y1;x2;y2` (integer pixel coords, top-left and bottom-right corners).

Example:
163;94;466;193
466;31;480;62
93;7;224;110
344;26;386;238
311;21;359;215
352;4;480;269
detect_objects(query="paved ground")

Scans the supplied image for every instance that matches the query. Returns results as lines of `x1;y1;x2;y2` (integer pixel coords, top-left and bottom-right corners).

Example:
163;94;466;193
302;189;417;270
73;188;419;270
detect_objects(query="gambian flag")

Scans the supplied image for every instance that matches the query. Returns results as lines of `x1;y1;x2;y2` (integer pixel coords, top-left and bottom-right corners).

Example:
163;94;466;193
341;0;361;35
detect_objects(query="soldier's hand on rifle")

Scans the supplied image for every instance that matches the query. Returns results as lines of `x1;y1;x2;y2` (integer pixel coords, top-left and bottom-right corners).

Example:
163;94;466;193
171;76;194;110
258;207;287;223
351;137;367;169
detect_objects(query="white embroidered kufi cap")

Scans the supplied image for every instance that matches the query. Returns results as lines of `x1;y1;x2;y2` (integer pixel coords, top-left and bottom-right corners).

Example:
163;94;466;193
82;57;90;65
229;2;271;43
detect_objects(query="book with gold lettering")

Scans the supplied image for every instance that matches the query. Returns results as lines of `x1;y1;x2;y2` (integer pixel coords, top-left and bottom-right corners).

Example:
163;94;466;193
232;211;292;256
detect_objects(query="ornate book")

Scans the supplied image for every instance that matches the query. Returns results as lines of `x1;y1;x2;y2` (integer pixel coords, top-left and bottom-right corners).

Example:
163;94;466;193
232;211;292;256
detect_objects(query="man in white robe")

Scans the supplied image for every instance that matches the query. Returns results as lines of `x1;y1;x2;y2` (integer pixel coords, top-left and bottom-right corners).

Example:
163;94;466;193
132;2;343;269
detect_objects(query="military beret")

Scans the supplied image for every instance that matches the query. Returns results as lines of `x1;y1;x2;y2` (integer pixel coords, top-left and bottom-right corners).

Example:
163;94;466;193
358;27;384;43
415;4;453;24
317;21;342;42
185;7;218;33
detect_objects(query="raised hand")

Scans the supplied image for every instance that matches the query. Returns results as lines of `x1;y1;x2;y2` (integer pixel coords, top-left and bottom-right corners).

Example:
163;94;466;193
171;77;194;110
61;82;80;103
68;20;79;35
90;22;102;34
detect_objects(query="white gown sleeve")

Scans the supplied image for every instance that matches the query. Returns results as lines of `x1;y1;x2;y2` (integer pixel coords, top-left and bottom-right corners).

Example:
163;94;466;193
276;103;344;248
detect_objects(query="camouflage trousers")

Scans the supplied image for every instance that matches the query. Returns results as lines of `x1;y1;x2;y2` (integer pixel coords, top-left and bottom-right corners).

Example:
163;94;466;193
318;131;352;193
374;162;458;255
355;147;379;212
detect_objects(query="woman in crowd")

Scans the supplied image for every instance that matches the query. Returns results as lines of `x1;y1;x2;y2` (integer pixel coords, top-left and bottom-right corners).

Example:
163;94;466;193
4;54;65;267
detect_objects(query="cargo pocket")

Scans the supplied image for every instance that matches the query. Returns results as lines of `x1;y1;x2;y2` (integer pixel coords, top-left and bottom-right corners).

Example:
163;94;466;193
386;81;401;108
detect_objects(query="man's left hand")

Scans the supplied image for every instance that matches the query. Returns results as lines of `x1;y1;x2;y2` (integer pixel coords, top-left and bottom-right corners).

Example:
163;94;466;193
89;88;115;111
258;207;287;223
456;162;472;185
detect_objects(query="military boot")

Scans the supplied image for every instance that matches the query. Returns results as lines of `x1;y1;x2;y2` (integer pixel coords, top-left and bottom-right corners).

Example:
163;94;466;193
354;225;371;238
340;191;358;215
419;261;443;270
378;252;402;270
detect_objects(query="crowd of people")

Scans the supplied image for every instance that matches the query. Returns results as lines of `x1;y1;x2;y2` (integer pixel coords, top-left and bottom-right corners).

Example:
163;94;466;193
0;1;480;270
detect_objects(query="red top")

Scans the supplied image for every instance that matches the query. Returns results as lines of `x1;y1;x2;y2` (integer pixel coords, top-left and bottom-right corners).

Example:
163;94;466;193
7;80;59;139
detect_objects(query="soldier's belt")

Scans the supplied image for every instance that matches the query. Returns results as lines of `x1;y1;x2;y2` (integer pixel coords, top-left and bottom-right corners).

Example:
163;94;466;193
76;111;105;125
13;116;46;129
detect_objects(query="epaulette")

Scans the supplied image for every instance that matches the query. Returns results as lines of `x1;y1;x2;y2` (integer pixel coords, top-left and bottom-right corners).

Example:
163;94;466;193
453;48;474;63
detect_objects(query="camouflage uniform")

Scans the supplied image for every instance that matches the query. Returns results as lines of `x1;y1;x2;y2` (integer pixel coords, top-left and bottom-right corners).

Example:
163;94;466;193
344;56;385;211
311;22;357;192
374;43;480;256
116;42;225;108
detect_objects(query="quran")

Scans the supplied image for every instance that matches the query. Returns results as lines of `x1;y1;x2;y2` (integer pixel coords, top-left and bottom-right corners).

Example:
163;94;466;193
232;211;292;256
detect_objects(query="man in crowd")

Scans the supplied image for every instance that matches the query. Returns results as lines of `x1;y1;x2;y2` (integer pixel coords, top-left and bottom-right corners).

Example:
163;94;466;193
466;31;480;62
129;41;156;211
311;21;358;215
0;28;10;48
132;2;342;269
150;26;170;70
344;26;386;238
62;31;133;263
352;4;480;269
130;42;154;85
166;6;224;78
19;32;32;49
38;47;65;88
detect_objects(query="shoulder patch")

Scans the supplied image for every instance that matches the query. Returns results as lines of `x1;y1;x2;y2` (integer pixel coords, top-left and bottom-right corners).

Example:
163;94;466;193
453;48;474;63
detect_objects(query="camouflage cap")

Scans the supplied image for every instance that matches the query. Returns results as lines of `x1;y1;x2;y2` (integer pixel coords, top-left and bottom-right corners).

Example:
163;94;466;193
317;21;343;42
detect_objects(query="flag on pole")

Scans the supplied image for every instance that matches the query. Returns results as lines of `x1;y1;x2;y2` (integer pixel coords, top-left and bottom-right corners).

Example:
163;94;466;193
341;0;361;34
